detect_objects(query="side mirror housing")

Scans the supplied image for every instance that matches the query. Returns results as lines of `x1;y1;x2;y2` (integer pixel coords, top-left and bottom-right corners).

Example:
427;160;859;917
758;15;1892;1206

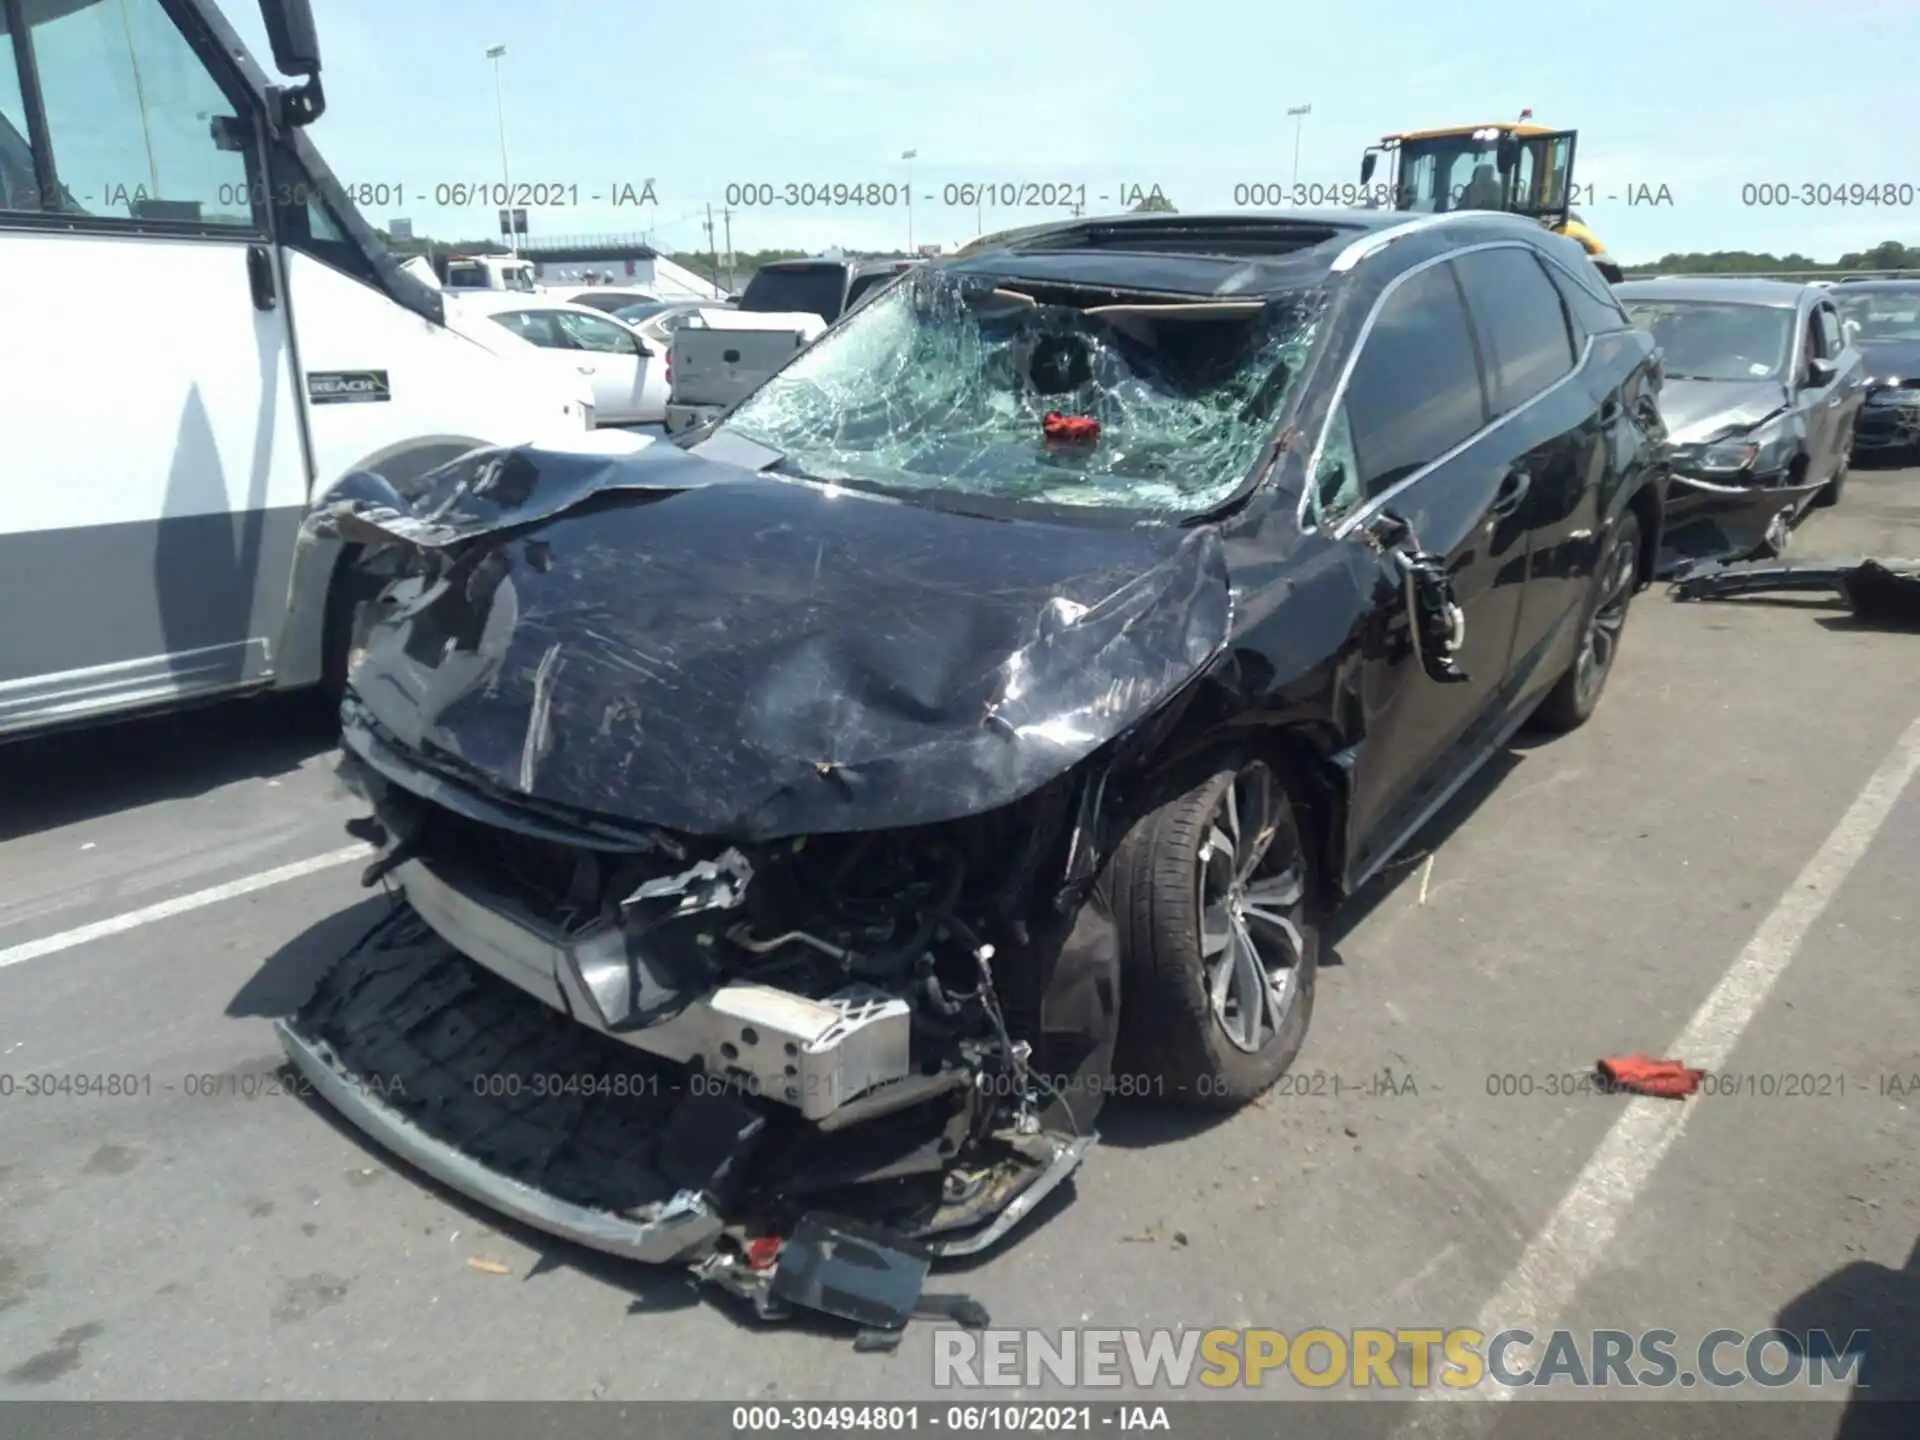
1807;356;1838;386
258;0;325;124
1495;133;1520;175
259;0;322;76
1359;151;1378;185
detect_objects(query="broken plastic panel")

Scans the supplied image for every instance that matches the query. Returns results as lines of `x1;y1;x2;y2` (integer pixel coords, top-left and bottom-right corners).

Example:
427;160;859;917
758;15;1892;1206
767;1213;934;1332
719;267;1325;515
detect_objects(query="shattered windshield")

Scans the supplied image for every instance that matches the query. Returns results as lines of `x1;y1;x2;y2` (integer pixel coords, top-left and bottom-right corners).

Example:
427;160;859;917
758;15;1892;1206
718;267;1323;516
1835;291;1920;343
1622;300;1794;381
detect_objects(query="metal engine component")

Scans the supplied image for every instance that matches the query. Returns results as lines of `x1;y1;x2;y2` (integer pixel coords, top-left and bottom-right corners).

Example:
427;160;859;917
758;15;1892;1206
705;983;912;1121
394;855;910;1118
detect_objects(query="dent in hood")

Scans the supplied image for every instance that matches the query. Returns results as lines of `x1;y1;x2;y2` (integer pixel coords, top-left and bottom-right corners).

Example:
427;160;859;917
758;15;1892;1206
1659;378;1787;446
324;444;1234;840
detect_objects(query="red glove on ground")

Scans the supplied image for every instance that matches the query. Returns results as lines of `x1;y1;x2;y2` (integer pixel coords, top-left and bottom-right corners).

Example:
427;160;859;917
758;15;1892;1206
1596;1054;1705;1099
1043;412;1100;444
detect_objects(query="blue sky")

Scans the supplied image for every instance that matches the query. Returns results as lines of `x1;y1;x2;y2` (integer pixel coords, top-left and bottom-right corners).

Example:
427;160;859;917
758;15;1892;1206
227;0;1919;263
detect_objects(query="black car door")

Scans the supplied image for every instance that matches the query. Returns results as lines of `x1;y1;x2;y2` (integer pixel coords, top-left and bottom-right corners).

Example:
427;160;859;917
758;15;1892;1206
1305;258;1530;880
1449;245;1594;687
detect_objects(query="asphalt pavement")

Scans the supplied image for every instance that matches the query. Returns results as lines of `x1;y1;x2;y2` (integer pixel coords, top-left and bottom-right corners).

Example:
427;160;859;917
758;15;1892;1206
1;468;1916;1413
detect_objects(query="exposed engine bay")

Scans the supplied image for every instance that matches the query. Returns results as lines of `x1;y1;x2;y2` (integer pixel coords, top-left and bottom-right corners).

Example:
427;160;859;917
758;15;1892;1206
279;702;1125;1336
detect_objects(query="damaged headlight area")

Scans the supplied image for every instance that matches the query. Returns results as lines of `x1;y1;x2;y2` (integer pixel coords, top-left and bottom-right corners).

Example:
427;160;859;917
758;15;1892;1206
281;717;1124;1332
1672;422;1794;482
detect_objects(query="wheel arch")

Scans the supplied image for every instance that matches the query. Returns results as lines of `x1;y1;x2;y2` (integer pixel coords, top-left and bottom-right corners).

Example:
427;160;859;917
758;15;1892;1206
1113;687;1355;919
272;437;490;691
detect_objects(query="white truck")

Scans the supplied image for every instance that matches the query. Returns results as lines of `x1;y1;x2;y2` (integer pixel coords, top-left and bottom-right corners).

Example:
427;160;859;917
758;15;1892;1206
663;256;921;433
0;0;636;739
441;253;540;292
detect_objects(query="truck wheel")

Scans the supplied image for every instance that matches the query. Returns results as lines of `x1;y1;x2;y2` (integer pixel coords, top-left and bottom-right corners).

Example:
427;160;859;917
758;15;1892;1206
319;553;382;707
1110;757;1319;1109
1534;510;1641;733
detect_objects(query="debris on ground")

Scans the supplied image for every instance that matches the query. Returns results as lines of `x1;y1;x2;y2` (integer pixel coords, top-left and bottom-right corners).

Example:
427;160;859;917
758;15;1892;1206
1671;556;1920;628
465;1257;513;1276
1596;1054;1705;1099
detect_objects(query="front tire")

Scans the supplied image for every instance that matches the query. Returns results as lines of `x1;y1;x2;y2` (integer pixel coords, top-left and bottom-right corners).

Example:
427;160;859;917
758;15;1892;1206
1111;758;1319;1109
1815;434;1851;508
1534;509;1641;733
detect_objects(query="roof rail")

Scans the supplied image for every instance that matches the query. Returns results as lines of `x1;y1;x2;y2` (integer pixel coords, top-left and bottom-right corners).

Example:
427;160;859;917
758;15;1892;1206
1329;210;1544;273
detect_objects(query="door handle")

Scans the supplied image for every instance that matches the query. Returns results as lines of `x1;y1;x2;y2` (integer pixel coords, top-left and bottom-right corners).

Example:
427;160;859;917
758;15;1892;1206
1490;467;1531;517
246;244;277;311
577;364;597;374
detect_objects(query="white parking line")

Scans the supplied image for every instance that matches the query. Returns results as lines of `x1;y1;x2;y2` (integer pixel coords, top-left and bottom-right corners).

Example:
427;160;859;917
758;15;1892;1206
1432;707;1920;1408
0;843;374;972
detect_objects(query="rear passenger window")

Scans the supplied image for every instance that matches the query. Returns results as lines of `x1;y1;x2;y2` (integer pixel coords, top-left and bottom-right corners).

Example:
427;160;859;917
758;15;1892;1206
1545;257;1629;336
1452;247;1576;414
1322;262;1486;516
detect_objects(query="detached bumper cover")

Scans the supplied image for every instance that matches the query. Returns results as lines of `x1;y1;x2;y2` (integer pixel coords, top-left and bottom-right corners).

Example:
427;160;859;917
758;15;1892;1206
278;905;1095;1293
277;1021;722;1265
1656;465;1826;575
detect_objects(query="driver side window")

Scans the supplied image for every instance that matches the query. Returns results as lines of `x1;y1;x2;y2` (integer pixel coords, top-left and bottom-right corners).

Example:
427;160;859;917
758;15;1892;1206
557;312;640;355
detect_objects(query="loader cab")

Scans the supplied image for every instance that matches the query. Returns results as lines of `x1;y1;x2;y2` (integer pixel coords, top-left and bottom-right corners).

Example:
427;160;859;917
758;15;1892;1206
1361;124;1579;229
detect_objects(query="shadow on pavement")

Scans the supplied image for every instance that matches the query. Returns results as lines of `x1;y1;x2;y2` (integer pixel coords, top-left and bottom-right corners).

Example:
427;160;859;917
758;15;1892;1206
1775;1230;1920;1433
0;691;337;843
227;891;393;1019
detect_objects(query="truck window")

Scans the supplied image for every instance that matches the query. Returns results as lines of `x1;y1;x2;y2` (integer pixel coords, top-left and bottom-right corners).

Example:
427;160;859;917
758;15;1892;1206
21;0;258;227
843;271;897;314
1;30;40;212
446;261;490;287
740;264;847;320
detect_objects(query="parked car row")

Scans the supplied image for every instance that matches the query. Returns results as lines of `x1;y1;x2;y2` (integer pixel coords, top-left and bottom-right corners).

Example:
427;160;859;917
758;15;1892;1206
1614;277;1862;569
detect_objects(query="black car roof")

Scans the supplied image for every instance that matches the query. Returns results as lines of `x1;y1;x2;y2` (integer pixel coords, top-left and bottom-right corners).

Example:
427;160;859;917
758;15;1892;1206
1614;277;1811;308
944;209;1561;298
757;257;924;277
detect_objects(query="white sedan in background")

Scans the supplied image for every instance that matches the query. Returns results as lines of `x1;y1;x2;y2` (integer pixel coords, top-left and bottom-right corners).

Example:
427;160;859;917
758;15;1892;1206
447;295;670;426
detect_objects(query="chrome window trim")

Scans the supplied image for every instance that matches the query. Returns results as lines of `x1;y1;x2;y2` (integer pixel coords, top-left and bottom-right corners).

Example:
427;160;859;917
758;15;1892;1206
1327;210;1545;273
1299;239;1600;540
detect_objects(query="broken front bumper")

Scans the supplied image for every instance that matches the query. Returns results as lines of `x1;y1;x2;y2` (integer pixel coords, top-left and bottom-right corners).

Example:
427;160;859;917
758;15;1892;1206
277;904;1095;1302
1656;467;1825;575
392;853;913;1123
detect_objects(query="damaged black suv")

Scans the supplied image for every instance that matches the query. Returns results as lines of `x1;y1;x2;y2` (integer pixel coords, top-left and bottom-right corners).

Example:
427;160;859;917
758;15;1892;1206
284;209;1668;1320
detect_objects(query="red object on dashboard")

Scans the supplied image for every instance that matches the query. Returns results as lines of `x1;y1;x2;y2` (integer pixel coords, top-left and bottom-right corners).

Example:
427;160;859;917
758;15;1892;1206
1043;412;1100;444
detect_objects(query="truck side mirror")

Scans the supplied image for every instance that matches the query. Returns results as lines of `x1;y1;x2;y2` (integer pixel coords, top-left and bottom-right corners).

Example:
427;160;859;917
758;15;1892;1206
1359;151;1378;185
1495;133;1519;176
259;0;322;76
258;0;325;125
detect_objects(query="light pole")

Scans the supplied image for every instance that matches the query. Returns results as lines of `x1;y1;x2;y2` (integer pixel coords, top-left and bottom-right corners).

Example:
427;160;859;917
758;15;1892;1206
901;149;917;253
1287;104;1311;187
486;44;513;254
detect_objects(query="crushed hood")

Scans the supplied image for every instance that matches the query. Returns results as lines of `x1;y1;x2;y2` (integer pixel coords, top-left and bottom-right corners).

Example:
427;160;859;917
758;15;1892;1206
330;443;1233;840
1660;378;1787;446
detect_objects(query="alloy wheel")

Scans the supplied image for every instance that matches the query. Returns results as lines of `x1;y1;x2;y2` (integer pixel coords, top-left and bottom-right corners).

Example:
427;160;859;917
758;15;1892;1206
1195;763;1309;1054
1574;529;1639;708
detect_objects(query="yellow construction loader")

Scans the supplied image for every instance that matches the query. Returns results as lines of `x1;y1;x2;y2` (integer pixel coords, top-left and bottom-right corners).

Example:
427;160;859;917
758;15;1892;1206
1359;118;1625;282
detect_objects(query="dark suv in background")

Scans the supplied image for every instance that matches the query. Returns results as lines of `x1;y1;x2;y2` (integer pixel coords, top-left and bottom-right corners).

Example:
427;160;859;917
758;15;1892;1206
1834;278;1920;463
